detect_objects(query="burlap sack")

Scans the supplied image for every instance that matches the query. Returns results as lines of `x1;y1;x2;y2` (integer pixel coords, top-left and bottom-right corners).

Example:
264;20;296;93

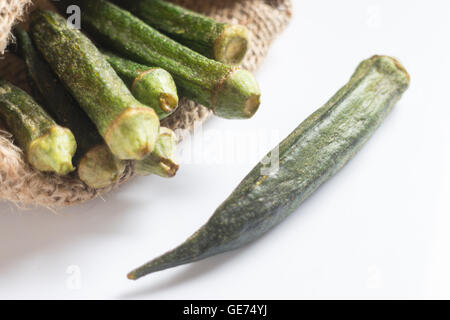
0;0;292;208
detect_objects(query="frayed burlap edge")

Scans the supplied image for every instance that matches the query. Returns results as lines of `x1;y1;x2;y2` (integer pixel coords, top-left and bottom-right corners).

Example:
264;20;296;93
0;0;292;208
0;0;33;55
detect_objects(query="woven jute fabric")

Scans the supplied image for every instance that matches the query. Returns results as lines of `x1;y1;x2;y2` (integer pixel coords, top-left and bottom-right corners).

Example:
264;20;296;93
0;0;292;208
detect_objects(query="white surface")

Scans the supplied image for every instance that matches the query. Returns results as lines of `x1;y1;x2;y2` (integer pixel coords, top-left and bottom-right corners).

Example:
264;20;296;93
1;0;450;299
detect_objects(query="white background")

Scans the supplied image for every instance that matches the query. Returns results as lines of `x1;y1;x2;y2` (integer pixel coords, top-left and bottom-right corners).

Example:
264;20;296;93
1;0;450;299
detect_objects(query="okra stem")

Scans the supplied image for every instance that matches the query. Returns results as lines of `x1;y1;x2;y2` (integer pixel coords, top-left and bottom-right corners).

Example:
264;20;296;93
103;51;179;119
0;80;76;175
135;127;179;178
78;144;126;189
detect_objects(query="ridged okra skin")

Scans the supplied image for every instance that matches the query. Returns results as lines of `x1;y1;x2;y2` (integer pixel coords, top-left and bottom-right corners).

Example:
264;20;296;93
104;52;178;119
30;10;160;160
128;55;410;279
0;80;76;175
15;27;126;189
114;0;250;65
63;0;261;120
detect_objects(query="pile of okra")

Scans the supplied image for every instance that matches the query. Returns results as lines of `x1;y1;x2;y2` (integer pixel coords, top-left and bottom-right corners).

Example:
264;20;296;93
0;0;412;279
0;0;259;189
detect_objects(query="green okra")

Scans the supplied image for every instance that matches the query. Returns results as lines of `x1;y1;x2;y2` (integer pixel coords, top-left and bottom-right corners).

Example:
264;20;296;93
103;51;178;120
30;10;160;161
0;80;76;175
128;55;410;280
58;0;261;120
77;144;126;189
14;27;126;189
135;127;179;178
114;0;250;65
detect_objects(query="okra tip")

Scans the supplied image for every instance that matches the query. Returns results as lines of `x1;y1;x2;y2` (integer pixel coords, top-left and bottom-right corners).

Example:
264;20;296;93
104;107;160;160
127;260;165;280
78;144;127;189
28;126;77;175
127;222;223;280
214;24;250;65
126;237;204;280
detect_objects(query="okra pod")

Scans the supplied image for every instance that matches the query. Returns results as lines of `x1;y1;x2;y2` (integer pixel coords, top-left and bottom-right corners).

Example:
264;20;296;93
77;144;126;189
128;55;410;279
15;27;126;189
135;127;179;178
30;10;160;160
0;80;76;175
103;52;178;120
60;0;261;120
114;0;250;65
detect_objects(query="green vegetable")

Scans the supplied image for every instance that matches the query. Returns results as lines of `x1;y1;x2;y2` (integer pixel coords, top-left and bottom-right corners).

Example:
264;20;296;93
77;144;126;189
0;80;76;175
103;51;178;120
61;0;261;120
14;27;126;189
127;55;410;280
135;127;179;178
114;0;250;65
30;10;160;160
